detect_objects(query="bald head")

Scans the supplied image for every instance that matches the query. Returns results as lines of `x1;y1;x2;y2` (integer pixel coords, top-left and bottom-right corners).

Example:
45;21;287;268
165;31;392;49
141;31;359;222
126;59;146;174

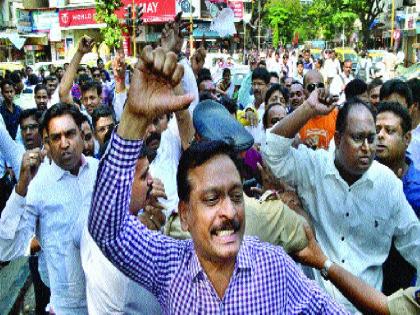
303;70;324;91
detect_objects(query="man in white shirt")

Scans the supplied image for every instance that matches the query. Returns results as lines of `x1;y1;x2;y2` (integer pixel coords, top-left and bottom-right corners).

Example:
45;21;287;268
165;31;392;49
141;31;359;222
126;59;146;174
264;92;420;312
80;145;162;314
329;60;354;105
324;50;341;85
244;67;270;146
0;103;98;314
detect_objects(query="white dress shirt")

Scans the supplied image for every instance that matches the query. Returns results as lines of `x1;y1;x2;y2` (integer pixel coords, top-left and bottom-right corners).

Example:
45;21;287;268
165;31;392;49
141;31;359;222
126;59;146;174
80;226;162;314
0;156;99;314
329;73;354;105
244;103;265;146
263;132;420;313
150;118;182;217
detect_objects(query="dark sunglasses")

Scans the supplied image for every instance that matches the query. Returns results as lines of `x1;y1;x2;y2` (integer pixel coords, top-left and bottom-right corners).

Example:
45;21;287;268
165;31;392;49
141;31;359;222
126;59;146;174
307;82;324;93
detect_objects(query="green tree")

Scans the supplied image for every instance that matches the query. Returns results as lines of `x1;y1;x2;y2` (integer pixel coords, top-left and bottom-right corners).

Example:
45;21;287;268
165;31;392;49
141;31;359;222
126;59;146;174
95;0;125;48
263;0;302;46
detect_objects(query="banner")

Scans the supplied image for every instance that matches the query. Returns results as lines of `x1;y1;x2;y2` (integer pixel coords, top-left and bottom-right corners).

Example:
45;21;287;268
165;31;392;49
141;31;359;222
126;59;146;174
33;11;59;32
227;1;243;20
59;8;97;27
116;0;176;24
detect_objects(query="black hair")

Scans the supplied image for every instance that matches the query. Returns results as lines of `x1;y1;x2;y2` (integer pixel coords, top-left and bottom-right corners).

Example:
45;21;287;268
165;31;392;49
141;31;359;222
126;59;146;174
40;103;85;136
1;79;15;91
97;58;104;64
257;60;266;67
34;83;48;95
91;106;115;130
80;113;93;130
376;102;412;134
197;75;213;90
91;67;100;74
407;78;420;108
177;140;241;202
19;108;43;125
219;96;237;115
265;83;289;105
380;79;413;107
10;71;22;85
344;79;367;100
44;75;58;83
80;80;102;97
199;91;214;102
269;71;279;80
222;68;231;76
296;60;304;66
367;78;383;92
27;74;39;86
263;103;286;130
252;67;270;84
336;98;376;135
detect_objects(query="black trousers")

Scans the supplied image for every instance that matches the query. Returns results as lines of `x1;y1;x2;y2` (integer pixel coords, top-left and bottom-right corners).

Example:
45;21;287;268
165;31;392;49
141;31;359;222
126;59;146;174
29;256;51;315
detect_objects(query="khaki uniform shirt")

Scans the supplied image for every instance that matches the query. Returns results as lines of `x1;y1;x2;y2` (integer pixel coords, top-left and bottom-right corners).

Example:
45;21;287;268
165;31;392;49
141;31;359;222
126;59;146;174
388;287;420;315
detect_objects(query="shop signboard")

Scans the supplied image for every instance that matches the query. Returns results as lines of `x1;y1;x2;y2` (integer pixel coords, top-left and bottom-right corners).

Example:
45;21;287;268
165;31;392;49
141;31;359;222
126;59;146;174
32;11;59;32
59;8;97;27
116;0;176;23
227;1;243;20
17;10;33;34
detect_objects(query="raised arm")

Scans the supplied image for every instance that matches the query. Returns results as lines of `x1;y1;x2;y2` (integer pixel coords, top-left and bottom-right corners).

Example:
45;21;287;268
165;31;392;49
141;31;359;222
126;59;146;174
0;150;44;260
88;46;194;295
59;36;94;104
270;89;338;138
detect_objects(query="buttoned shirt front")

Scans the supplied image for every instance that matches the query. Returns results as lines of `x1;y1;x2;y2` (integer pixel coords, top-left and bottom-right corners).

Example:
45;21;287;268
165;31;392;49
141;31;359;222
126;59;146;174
263;132;420;312
88;132;348;314
0;156;98;314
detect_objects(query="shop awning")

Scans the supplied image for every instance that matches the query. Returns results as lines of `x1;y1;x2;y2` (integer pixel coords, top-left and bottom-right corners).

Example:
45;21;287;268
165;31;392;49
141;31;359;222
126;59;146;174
0;32;26;50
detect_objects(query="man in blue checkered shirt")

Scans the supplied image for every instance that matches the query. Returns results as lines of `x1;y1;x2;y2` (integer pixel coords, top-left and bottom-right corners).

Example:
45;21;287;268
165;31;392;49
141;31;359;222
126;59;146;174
88;46;348;314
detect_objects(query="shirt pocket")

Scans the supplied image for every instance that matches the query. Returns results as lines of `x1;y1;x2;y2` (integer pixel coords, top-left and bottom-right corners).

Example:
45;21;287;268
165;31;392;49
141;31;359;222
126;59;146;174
358;214;393;256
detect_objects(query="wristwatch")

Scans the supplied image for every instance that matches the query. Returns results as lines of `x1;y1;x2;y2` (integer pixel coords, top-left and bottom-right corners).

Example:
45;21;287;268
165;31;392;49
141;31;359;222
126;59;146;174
320;259;333;280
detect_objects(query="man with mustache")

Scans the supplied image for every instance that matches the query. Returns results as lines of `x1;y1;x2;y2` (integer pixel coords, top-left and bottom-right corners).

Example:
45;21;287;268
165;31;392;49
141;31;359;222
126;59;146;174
264;93;420;312
375;101;420;295
0;103;99;314
88;46;347;313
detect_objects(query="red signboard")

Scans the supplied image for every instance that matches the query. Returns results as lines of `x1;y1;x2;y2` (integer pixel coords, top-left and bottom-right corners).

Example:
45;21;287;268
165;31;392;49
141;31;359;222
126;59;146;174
227;1;243;19
59;0;176;28
59;8;97;27
116;0;176;24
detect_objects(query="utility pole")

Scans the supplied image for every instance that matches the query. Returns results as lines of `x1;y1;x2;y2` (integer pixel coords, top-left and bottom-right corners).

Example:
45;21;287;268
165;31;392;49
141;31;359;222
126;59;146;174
258;0;261;51
390;0;395;49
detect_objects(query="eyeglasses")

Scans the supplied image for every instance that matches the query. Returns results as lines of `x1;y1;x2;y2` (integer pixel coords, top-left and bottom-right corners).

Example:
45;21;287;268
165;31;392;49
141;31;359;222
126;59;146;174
21;123;39;132
306;82;325;93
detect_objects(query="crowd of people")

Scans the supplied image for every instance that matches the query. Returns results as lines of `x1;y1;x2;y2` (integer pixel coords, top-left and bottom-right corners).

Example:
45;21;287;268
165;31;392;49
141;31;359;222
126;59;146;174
0;13;419;315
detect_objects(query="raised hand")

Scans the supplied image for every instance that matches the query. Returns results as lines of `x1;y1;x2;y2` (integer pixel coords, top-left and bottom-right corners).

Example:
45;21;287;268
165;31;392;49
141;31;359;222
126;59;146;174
77;35;94;55
112;48;126;80
305;88;339;116
118;46;194;140
15;149;46;197
160;12;190;54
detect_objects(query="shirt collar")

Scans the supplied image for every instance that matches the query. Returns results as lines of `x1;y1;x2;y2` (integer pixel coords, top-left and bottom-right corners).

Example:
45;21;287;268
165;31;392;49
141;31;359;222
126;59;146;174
50;154;89;181
325;152;375;186
189;238;253;281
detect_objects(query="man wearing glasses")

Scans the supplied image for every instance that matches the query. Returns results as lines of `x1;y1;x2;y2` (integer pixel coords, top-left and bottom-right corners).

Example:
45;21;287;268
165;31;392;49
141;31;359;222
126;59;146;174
264;93;420;313
298;70;338;149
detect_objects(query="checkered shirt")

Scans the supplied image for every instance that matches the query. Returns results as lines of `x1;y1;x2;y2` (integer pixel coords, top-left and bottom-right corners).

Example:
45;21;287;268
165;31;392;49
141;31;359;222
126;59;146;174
88;131;349;314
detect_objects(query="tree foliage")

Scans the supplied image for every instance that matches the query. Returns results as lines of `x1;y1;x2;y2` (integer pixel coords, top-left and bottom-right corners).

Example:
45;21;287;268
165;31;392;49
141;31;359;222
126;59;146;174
263;0;302;46
263;0;384;45
95;0;125;48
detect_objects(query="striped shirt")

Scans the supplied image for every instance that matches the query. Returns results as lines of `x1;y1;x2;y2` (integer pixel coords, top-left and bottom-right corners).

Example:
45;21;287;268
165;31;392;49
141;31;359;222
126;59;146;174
88;132;349;314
